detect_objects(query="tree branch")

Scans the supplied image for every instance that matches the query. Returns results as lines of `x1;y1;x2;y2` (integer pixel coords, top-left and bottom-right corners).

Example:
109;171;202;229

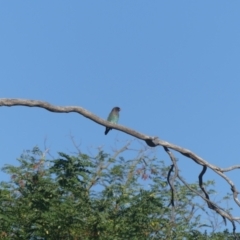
0;98;240;232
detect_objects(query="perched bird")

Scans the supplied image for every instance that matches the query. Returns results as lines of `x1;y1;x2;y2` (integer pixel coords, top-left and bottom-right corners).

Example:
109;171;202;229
105;107;121;135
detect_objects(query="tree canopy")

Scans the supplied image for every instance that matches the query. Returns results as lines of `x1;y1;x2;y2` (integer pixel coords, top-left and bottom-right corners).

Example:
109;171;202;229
0;146;238;239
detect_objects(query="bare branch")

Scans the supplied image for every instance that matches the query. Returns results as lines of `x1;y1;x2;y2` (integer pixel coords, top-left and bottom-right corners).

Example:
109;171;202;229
164;146;179;208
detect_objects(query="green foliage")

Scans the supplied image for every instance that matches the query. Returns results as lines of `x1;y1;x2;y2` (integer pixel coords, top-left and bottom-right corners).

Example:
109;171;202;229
0;146;236;239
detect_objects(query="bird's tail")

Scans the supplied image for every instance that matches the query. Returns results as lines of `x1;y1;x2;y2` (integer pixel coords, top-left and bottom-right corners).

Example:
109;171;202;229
105;127;111;135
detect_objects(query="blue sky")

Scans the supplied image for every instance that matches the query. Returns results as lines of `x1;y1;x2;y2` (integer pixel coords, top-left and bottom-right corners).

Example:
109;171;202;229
1;1;240;232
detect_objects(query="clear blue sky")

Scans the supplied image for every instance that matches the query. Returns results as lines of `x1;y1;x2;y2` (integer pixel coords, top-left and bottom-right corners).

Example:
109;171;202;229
1;1;240;231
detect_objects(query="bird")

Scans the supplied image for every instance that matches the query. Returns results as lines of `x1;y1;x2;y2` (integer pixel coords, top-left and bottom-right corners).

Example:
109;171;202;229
105;107;121;135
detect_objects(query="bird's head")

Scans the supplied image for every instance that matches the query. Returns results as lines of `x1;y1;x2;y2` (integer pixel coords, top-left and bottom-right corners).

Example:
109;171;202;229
114;107;120;112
